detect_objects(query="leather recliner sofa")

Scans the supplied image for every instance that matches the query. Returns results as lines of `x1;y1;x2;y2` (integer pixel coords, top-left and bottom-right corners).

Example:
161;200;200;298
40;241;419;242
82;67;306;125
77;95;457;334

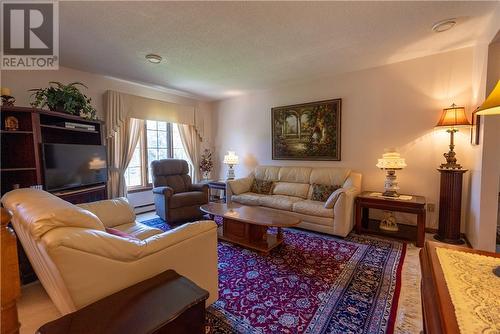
1;189;218;315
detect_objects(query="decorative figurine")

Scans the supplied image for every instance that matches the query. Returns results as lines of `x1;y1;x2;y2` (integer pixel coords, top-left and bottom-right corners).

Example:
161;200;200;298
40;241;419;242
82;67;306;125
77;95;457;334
379;211;399;232
4;116;19;131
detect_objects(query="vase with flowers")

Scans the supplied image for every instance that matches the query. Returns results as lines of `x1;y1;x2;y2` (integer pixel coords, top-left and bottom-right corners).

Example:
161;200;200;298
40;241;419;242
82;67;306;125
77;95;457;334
200;149;213;181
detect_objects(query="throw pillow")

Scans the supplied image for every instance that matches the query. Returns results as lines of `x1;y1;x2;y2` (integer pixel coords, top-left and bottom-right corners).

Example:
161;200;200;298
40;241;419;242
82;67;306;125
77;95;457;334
311;183;341;202
251;179;274;194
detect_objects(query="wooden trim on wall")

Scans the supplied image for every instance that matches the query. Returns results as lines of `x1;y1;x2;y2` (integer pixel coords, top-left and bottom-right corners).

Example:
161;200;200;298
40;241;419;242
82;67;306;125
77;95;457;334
1;208;21;334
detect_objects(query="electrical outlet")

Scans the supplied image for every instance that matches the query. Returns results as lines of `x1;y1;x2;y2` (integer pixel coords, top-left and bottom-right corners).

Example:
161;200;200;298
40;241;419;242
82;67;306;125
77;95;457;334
427;203;435;212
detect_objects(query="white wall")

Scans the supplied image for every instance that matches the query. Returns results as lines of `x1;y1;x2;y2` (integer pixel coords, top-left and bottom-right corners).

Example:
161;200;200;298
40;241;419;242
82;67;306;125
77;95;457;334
213;47;476;230
467;38;500;251
1;66;214;208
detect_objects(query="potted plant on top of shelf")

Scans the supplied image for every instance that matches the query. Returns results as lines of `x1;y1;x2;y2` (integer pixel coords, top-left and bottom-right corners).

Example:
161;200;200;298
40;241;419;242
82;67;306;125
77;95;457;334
29;82;97;120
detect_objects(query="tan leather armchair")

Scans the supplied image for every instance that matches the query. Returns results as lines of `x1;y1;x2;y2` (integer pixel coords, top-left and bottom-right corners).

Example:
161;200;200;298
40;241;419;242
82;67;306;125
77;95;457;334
151;159;209;223
1;189;218;315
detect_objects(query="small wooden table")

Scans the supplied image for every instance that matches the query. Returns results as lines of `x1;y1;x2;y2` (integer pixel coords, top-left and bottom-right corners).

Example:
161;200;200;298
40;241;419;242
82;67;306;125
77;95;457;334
37;270;208;334
207;180;226;203
355;191;426;247
200;203;300;254
419;241;500;334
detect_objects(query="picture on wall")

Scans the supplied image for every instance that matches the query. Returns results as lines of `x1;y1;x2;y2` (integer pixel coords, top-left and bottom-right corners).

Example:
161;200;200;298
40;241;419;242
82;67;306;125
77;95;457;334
272;99;341;161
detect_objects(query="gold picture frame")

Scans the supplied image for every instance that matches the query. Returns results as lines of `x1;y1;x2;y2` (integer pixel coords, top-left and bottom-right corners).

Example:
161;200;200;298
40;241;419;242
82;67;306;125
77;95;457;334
271;99;341;161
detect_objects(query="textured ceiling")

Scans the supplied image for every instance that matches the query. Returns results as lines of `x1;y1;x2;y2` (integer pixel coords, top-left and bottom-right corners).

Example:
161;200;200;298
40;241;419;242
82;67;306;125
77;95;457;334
59;1;499;100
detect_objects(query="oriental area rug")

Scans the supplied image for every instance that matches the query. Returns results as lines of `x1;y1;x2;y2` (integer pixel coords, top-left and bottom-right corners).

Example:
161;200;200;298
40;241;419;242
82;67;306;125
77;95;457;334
142;217;406;334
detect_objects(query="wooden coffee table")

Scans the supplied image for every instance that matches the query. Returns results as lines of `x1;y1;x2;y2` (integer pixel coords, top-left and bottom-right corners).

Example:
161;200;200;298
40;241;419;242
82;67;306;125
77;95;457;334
200;203;300;254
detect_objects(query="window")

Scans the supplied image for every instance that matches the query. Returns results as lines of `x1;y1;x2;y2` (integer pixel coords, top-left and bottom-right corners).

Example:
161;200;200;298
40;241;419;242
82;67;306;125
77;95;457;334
124;120;191;190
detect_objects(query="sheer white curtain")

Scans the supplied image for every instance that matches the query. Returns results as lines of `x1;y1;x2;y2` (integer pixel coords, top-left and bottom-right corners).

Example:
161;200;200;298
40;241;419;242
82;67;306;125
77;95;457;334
106;91;144;198
107;118;144;198
177;124;201;183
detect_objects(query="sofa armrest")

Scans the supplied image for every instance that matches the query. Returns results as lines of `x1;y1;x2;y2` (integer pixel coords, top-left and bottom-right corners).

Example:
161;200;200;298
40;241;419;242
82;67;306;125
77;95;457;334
227;176;254;196
332;186;360;237
143;221;216;254
42;221;217;262
153;186;174;197
190;183;209;193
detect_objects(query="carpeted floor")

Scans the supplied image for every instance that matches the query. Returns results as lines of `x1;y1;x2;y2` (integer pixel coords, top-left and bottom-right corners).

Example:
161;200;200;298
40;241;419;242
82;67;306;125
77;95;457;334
142;218;406;334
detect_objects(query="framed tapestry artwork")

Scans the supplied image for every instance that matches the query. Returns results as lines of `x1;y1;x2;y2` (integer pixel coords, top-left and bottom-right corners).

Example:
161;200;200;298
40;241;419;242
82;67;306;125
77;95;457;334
272;99;341;161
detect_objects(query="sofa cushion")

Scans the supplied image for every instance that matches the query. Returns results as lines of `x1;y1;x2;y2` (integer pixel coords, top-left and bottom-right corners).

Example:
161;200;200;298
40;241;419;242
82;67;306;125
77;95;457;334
105;227;140;240
232;192;266;206
1;189;105;239
254;166;280;181
309;168;351;187
259;195;302;211
250;179;274;194
311;184;341;202
169;191;207;209
293;200;334;218
228;177;253;195
78;197;135;228
273;182;310;199
113;223;163;240
278;167;312;183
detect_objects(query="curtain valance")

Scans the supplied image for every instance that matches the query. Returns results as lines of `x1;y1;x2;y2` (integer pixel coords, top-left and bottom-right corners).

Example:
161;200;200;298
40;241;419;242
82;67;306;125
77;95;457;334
105;90;197;138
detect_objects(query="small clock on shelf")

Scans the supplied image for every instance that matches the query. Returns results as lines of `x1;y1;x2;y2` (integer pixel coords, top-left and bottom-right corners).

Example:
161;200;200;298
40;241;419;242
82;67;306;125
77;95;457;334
4;116;19;131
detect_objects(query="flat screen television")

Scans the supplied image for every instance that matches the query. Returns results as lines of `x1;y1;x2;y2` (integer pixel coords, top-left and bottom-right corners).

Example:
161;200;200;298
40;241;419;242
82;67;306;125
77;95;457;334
42;143;108;191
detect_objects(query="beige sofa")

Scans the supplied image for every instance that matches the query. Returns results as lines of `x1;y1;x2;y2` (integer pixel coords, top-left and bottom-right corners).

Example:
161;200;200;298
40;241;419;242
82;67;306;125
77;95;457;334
1;189;218;315
227;166;362;237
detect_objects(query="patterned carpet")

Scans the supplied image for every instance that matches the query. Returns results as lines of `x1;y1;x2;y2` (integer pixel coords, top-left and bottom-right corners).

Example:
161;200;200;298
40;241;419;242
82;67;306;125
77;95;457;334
142;218;406;334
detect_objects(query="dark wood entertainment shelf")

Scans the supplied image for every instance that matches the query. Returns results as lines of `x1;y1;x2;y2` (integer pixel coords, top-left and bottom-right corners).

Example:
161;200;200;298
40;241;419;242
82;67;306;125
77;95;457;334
1;168;37;172
1;105;107;285
1;130;33;134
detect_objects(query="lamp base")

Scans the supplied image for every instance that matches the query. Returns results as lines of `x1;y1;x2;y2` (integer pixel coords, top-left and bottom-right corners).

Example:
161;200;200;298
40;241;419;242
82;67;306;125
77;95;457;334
382;190;399;197
440;129;463;169
226;165;235;180
382;170;400;197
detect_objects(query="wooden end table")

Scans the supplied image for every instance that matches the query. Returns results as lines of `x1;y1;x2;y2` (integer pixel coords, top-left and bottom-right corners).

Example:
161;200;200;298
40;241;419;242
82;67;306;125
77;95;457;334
207;180;226;203
419;241;500;333
37;270;208;334
355;191;426;247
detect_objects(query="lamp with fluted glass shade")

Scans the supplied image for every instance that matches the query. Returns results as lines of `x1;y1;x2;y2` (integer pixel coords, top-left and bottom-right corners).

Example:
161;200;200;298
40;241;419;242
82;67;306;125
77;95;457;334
435;104;471;169
476;80;500;116
376;150;407;197
223;151;239;180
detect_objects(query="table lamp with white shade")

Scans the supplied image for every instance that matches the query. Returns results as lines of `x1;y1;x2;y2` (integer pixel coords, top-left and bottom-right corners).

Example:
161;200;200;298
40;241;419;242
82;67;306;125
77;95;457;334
376;150;407;197
223;151;239;180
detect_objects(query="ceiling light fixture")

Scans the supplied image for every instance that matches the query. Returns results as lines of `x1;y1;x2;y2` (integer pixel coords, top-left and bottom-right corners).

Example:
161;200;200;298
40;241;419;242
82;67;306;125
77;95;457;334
145;54;162;64
432;18;456;33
